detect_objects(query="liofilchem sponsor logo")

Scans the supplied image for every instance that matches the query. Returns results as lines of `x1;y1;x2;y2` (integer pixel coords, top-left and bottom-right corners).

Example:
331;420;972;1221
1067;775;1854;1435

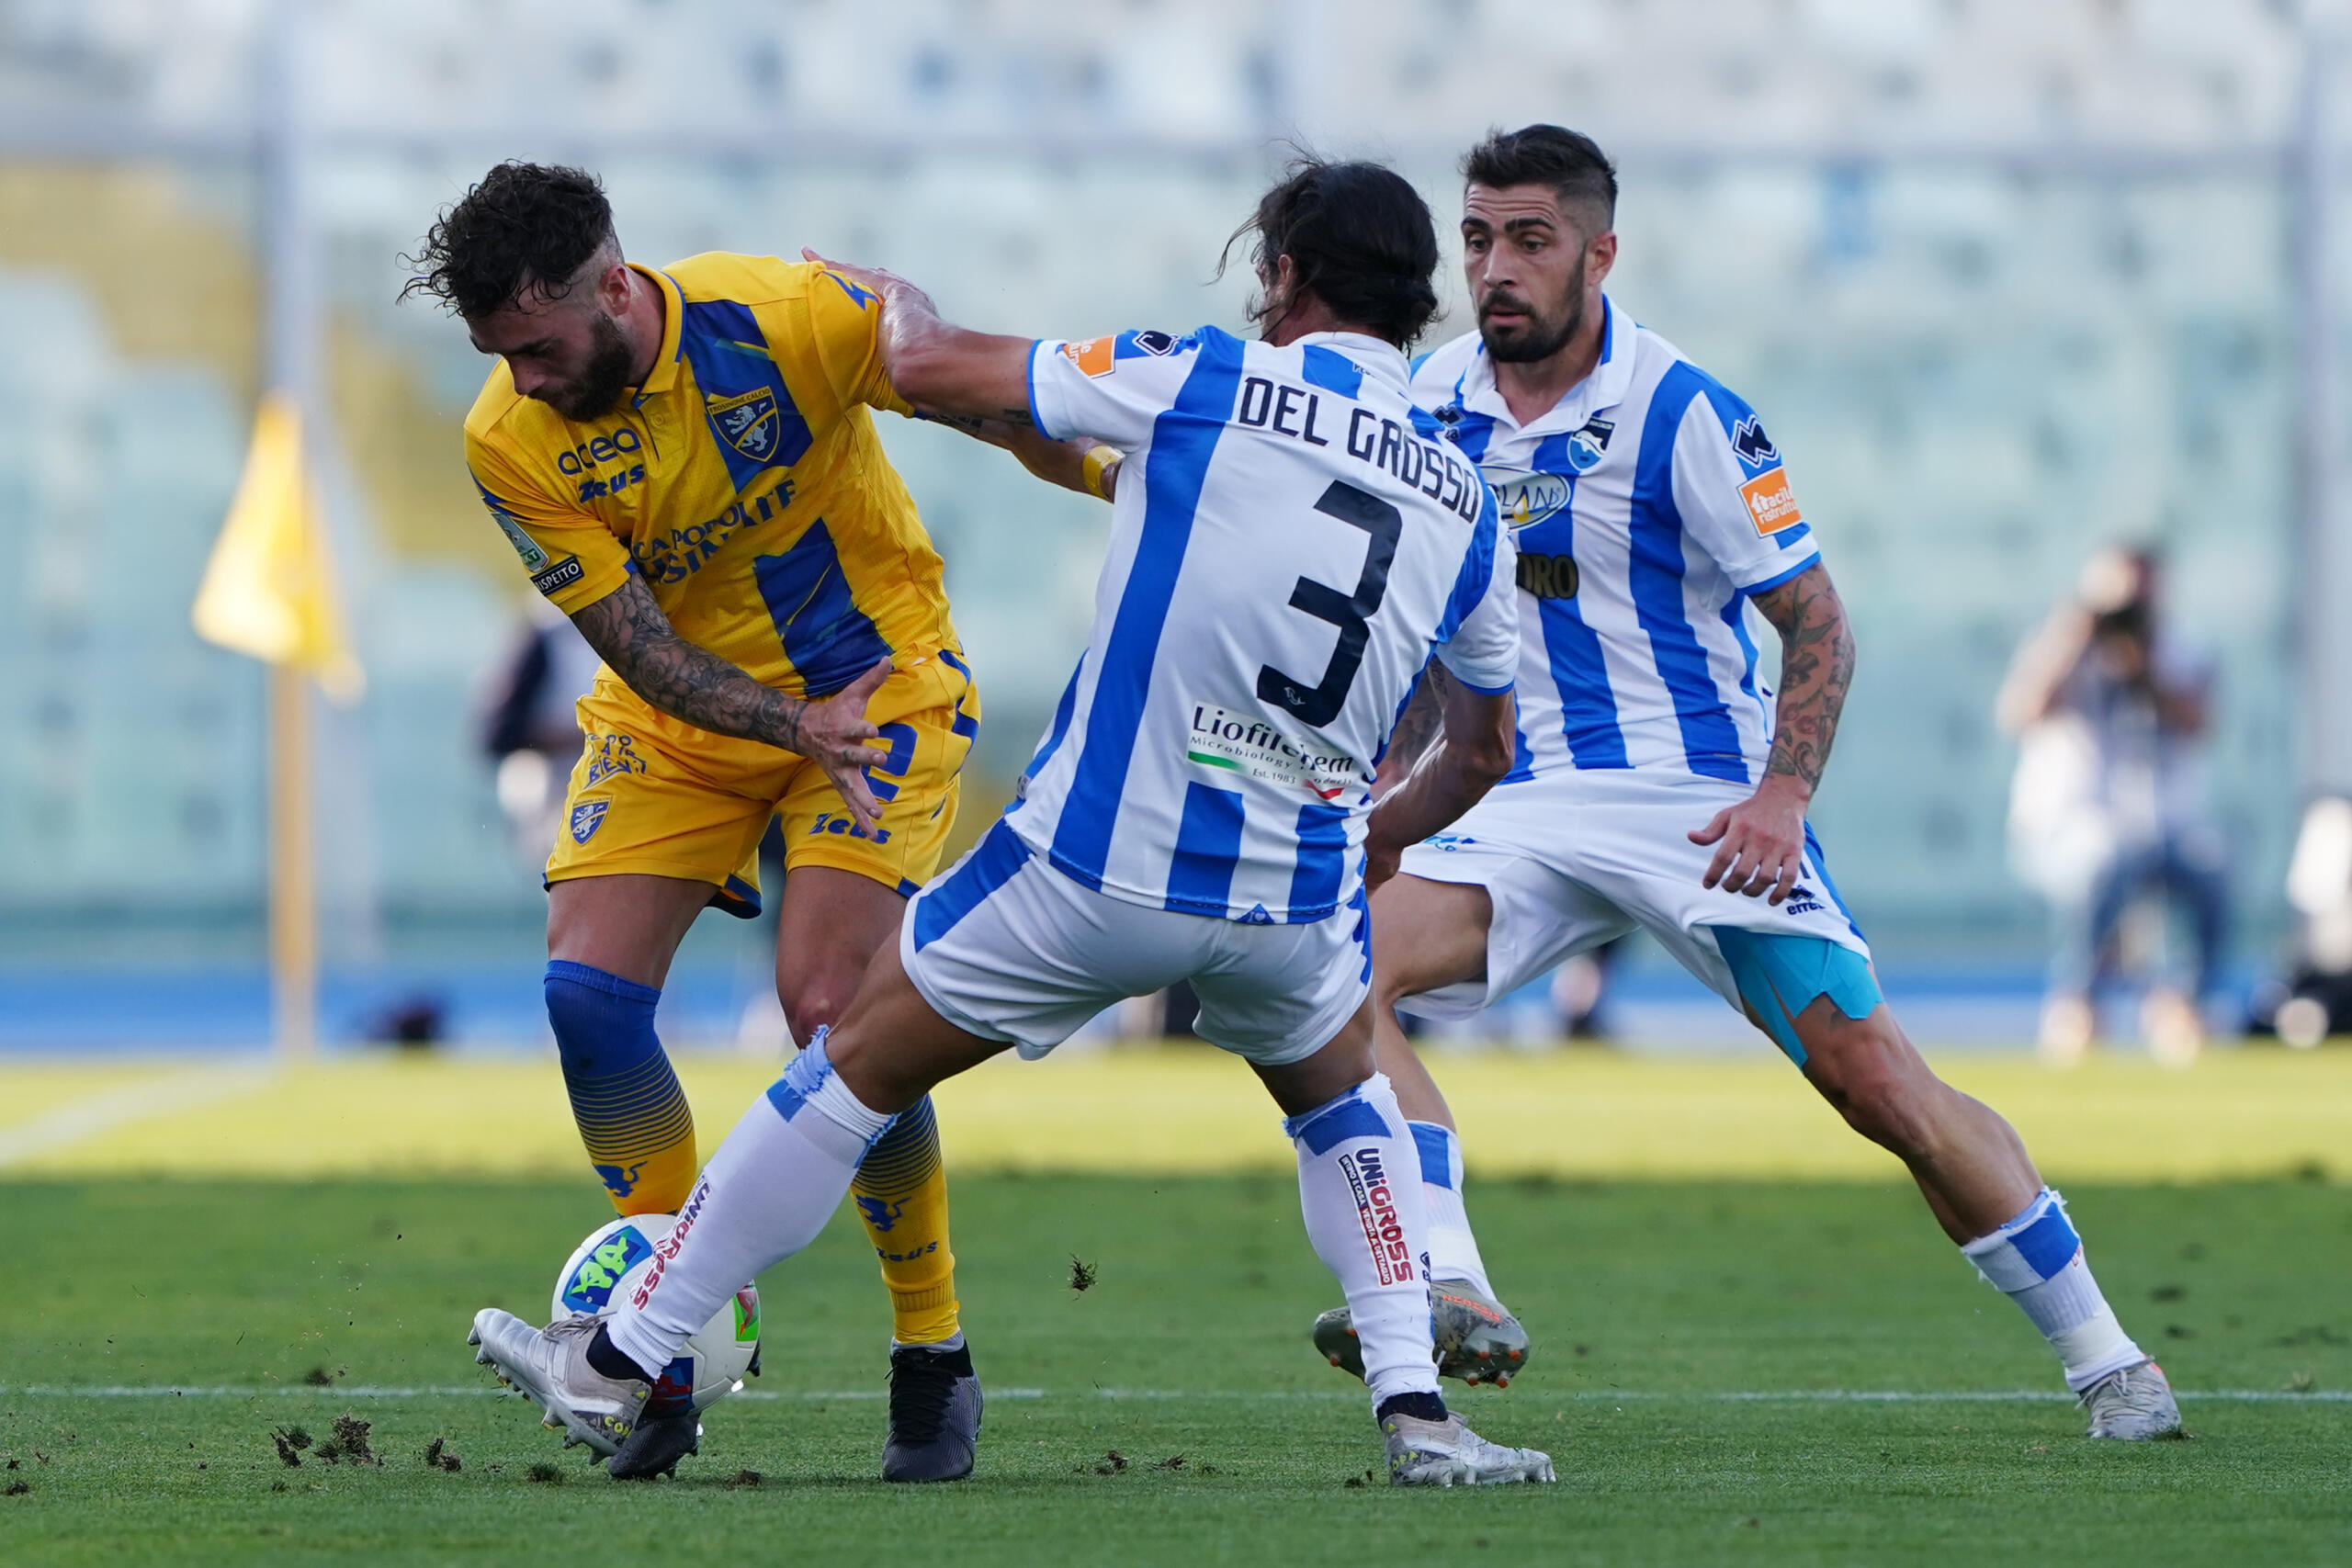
1185;705;1356;802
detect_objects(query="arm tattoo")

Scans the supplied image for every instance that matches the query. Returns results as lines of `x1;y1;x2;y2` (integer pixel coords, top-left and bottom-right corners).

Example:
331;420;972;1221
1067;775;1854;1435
1385;662;1453;777
1749;565;1856;794
571;576;808;752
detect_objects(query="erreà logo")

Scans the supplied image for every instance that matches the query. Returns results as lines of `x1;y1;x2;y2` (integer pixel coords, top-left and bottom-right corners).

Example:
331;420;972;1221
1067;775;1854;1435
1731;416;1779;469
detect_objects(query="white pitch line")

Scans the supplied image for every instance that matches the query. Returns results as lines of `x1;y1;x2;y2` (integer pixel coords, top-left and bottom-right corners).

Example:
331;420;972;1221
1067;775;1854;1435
4;1384;2342;1403
0;1063;277;1168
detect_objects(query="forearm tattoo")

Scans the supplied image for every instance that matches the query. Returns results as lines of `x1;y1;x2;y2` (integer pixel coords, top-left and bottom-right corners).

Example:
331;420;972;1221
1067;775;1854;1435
1750;565;1855;793
1385;662;1453;777
572;576;808;752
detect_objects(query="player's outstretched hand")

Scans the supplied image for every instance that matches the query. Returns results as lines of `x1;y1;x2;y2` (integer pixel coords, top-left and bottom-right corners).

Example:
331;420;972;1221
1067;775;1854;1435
1689;775;1809;904
797;658;894;834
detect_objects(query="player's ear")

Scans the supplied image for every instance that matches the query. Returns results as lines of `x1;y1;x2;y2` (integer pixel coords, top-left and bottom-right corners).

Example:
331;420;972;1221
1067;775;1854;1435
594;259;633;316
1584;230;1619;287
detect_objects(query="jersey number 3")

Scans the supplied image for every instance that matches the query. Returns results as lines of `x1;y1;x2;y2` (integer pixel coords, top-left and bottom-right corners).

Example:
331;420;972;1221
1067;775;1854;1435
1257;480;1401;728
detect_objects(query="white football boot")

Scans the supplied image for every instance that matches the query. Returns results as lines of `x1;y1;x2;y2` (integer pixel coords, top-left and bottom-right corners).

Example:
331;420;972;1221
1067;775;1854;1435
1382;1411;1555;1486
2079;1358;2185;1439
469;1309;649;1457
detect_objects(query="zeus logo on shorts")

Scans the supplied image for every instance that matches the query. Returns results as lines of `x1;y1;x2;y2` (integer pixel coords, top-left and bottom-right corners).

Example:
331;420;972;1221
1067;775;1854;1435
1340;1147;1414;1287
584;733;648;787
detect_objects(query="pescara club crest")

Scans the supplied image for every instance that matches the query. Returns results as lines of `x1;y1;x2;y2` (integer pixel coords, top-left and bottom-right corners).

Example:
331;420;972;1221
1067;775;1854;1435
1564;415;1614;473
707;388;780;461
570;800;610;844
1479;465;1575;530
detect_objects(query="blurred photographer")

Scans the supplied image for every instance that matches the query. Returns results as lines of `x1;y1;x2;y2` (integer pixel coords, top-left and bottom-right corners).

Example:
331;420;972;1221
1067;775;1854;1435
1997;546;2226;1066
479;594;602;867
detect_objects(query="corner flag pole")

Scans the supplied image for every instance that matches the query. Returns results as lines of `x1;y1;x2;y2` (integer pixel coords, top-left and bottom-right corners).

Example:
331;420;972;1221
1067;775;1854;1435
268;663;318;1056
194;395;360;1058
191;4;359;1059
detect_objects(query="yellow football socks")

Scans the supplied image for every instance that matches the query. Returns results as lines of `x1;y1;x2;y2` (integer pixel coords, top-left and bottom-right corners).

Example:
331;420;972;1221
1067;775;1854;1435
848;1094;961;1344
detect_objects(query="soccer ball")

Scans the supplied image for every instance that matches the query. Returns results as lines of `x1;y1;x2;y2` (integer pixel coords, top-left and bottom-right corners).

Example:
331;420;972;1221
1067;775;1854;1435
550;1214;760;1418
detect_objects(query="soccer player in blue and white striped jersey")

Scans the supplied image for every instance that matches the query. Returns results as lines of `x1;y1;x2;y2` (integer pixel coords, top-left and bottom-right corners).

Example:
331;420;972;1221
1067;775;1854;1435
1312;127;2181;1440
469;159;1555;1486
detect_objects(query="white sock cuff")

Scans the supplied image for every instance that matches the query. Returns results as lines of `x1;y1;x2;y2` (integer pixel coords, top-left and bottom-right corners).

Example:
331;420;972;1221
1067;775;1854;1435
766;1032;893;1152
1283;1073;1404;1154
1960;1187;2081;1292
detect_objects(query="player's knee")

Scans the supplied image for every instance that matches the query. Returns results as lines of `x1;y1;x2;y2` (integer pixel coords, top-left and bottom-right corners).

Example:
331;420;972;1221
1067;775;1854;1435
1807;1028;1938;1158
776;964;858;1044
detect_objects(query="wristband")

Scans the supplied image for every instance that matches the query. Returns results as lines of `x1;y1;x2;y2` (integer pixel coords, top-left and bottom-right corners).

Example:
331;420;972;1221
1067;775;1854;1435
1081;444;1122;501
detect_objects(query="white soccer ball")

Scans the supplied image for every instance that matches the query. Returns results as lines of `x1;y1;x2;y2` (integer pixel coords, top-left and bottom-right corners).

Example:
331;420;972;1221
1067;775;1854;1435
550;1214;760;1417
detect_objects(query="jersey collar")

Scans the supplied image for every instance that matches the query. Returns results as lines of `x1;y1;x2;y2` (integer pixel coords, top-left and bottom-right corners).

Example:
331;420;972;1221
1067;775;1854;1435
1295;330;1411;394
628;264;686;404
1456;294;1632;437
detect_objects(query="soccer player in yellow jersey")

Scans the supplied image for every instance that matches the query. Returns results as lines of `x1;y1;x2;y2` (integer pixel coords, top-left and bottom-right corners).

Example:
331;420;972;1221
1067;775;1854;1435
404;163;1100;1482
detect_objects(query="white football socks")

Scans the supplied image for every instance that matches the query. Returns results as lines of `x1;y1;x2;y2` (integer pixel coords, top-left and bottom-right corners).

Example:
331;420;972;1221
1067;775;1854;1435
606;1035;891;1378
1960;1187;2144;1392
1408;1120;1497;1299
1285;1073;1442;1410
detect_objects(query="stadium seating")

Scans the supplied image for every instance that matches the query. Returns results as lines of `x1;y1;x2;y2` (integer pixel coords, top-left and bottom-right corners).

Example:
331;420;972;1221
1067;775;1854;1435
0;0;2331;990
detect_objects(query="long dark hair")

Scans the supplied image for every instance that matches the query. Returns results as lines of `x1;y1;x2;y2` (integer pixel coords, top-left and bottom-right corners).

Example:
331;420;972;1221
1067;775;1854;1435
1222;157;1441;348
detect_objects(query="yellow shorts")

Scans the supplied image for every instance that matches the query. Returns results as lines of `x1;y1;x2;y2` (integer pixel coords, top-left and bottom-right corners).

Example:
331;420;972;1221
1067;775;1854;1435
546;649;981;917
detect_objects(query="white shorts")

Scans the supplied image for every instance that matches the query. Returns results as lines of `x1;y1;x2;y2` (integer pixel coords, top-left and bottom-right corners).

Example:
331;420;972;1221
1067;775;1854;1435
1393;769;1872;1022
900;821;1371;1066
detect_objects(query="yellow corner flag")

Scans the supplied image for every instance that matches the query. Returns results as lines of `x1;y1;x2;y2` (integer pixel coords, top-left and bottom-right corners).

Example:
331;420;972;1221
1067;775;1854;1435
194;391;364;699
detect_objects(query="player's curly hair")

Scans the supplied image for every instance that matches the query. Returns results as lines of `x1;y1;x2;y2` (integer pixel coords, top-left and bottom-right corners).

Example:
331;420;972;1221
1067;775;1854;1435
1223;157;1440;349
400;162;616;318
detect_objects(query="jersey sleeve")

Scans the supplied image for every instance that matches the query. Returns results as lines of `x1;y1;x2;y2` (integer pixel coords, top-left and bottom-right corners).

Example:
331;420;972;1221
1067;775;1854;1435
1025;328;1207;449
1431;490;1521;693
803;265;913;418
1671;382;1821;596
466;429;633;613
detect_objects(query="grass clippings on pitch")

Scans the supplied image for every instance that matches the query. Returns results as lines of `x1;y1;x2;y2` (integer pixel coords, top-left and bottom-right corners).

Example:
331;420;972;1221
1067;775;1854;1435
1;1173;2347;1566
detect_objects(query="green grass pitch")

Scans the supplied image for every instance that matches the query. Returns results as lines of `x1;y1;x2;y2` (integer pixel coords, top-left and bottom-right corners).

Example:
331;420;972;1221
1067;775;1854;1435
3;1173;2347;1565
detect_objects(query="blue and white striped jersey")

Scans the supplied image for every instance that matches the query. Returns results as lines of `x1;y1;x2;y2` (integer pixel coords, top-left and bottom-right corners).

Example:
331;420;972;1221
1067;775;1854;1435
1013;324;1520;924
1411;299;1819;785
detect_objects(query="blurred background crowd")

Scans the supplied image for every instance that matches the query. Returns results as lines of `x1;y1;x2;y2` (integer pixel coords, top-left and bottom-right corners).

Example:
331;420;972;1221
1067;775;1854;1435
6;0;2352;1055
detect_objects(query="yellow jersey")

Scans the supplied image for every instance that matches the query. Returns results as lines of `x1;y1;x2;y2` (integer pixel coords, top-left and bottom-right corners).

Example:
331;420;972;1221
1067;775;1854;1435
464;254;959;699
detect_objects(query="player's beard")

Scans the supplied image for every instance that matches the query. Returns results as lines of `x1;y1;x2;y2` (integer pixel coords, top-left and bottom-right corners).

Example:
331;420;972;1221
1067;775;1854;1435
539;310;636;422
1477;254;1587;366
